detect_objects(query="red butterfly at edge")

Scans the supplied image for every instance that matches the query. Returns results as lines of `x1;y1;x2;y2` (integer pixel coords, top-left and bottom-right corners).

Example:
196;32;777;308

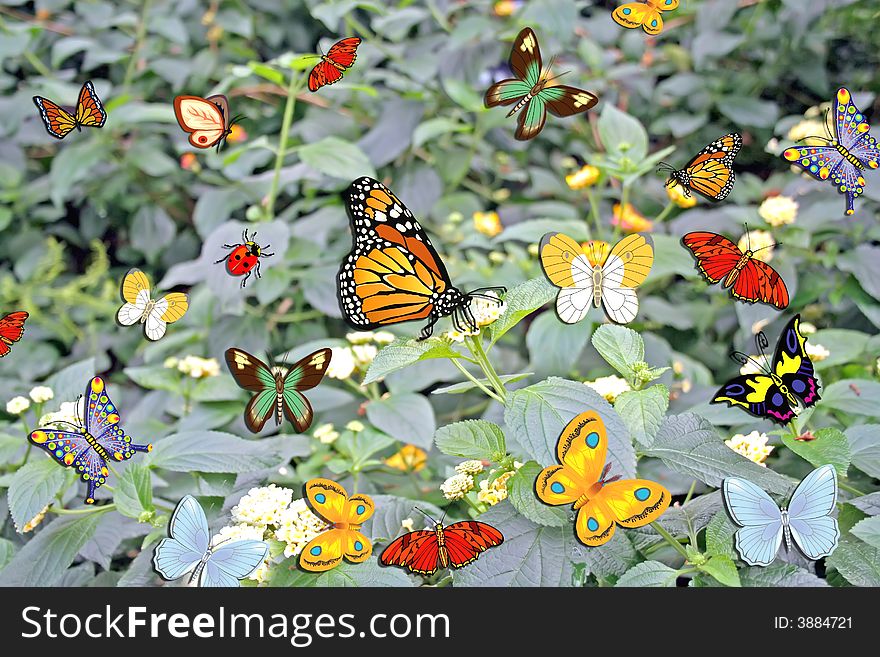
0;311;28;357
681;231;789;309
308;37;361;92
380;515;504;575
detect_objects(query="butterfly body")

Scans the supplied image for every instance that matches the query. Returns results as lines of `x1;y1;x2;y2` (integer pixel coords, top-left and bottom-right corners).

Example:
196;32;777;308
723;465;839;566
214;230;274;287
338;177;503;339
662;133;742;202
300;479;374;572
0;311;28;357
173;94;237;150
540;233;653;325
681;231;789;309
612;0;679;35
380;519;503;575
713;315;820;424
28;377;152;504
225;347;331;434
484;27;598;141
32;81;106;139
782;88;879;215
153;495;269;587
308;37;361;92
535;411;670;547
117;269;189;341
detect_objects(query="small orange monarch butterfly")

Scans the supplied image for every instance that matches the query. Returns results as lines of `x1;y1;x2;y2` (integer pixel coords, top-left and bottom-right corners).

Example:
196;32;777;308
173;94;242;150
32;80;106;139
308;37;361;92
337;177;505;340
612;0;679;36
659;133;742;202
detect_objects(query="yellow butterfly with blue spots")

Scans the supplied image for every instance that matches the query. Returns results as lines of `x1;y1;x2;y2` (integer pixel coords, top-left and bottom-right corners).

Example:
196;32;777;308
535;411;670;546
299;478;374;572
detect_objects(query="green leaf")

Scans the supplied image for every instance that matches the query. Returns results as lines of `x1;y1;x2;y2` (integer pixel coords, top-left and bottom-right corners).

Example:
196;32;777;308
363;339;462;385
506;461;568;527
705;511;738;560
781;427;851;477
413;117;471;147
717;95;779;128
365;393;436;449
433;419;506;461
615;560;678;587
590;324;645;380
44;358;96;408
432;372;532;395
504;377;636;478
265;558;413;587
614;385;669;448
8;459;68;533
847;424;880;478
838;244;880;301
0;538;15;571
114;464;154;520
597;103;648;161
334;428;394;467
452;501;576;586
526;311;591;378
851;516;880;549
123;365;181;393
699;555;741;587
145;431;289;473
298;136;376;180
822;379;880;415
826;532;880;587
645;413;793;495
0;513;104;586
579;531;639;579
488;277;556;345
739;563;828;587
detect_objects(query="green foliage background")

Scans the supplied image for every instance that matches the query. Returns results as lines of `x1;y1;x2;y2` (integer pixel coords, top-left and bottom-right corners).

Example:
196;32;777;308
0;0;879;587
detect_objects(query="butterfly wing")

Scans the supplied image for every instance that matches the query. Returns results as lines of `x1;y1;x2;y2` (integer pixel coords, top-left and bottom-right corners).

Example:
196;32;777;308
730;257;789;309
300;479;374;572
539;232;595;324
201;540;269;587
338;177;455;332
722;477;784;567
143;293;188;341
153;495;210;581
540;84;599;118
380;530;440;575
84;376;151;460
32;96;77;139
593;480;671;530
514;94;547;141
117;268;151;326
224;349;277;433
442;521;504;568
326;37;361;68
536;411;609;507
786;465;839;561
484;28;542;113
308;61;344;92
173;95;228;148
681;232;742;285
484;79;533;108
676;133;742;201
0;311;28;357
74;80;107;128
772;315;820;408
599;234;654;324
712;373;795;425
281;348;332;433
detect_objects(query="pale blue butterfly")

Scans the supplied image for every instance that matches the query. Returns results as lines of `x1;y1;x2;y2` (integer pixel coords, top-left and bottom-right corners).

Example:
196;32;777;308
153;495;269;587
722;465;840;567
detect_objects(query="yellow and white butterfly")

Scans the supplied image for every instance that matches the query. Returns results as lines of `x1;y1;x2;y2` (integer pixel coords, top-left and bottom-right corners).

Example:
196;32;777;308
535;411;671;546
539;232;654;325
116;268;189;341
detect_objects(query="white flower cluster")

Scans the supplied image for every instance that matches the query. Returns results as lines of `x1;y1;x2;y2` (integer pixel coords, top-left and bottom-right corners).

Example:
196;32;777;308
326;330;395;380
5;386;57;415
274;498;328;558
455;460;484;475
164;355;221;379
585;375;631;403
231;484;293;527
725;431;774;466
440;473;474;500
445;291;507;342
38;398;86;429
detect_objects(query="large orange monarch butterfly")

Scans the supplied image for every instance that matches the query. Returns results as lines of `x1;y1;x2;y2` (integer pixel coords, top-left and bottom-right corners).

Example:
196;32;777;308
0;311;28;357
681;230;789;309
380;509;504;576
308;37;361;92
659;133;742;202
173;94;241;150
337;177;505;339
535;411;671;547
32;80;106;139
299;478;374;572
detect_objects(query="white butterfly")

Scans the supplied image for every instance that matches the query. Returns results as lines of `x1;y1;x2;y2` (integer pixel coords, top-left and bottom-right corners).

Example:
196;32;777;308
116;268;189;341
540;233;654;325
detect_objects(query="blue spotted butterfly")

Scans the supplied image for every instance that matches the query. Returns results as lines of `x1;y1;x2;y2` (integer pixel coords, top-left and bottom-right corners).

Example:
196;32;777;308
783;87;880;215
28;376;152;504
153;495;269;587
299;478;374;572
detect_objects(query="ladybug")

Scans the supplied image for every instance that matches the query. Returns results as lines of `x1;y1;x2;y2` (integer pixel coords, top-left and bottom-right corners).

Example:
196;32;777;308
214;229;274;287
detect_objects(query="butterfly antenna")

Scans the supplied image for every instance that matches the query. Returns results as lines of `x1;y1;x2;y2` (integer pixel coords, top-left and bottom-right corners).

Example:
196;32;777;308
730;350;771;375
754;330;771;367
413;506;438;525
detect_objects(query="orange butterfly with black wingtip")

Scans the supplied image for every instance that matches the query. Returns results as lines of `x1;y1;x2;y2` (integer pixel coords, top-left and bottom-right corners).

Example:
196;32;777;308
299;478;374;572
32;80;106;139
535;411;671;547
308;37;361;92
659;133;742;202
173;94;241;150
337;177;505;340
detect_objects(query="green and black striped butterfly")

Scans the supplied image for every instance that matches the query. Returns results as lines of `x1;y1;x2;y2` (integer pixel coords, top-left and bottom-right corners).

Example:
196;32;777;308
224;347;332;434
484;27;599;141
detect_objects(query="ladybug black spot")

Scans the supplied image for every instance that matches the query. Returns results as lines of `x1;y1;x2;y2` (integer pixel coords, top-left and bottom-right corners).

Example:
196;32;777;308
234;254;241;260
243;262;251;269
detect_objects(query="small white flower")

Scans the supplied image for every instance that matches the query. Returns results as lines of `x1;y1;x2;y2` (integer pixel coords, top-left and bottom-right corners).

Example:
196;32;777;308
313;423;340;444
739;356;765;376
275;498;329;558
6;396;30;415
231;484;294;527
345;420;364;432
351;343;378;367
799;322;817;335
725;431;774;466
346;331;375;345
28;386;54;404
440;473;474;500
585;375;631;403
401;518;415;532
805;343;830;362
455;460;484;475
177;355;220;379
373;331;395;345
327;346;356;379
471;291;506;327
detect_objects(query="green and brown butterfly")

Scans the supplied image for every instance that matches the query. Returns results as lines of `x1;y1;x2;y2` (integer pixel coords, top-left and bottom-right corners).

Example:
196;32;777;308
484;27;599;141
224;347;332;434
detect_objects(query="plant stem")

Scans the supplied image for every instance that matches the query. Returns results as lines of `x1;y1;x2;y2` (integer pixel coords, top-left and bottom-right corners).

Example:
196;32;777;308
651;521;690;560
839;480;866;496
586;188;602;238
654;200;676;223
49;503;115;515
265;70;306;221
122;0;152;92
466;335;507;403
450;358;504;404
683;480;697;506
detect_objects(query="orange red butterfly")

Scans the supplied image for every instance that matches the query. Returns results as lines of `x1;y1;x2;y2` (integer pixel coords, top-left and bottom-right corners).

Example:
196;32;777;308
309;37;361;92
33;80;106;139
0;311;28;358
